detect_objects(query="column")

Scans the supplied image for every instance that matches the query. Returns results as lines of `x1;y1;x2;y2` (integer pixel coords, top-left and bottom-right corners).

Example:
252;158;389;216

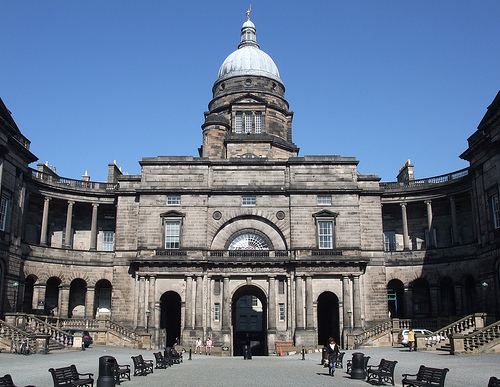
40;196;51;246
453;284;463;316
154;301;161;348
144;277;150;331
400;203;410;250
138;276;146;327
85;286;95;319
352;276;362;329
305;276;314;329
65;201;74;249
206;277;212;333
133;276;139;328
195;275;203;329
342;276;352;330
90;203;99;251
425;200;435;247
149;276;156;334
430;286;439;317
222;277;230;331
295;276;304;329
32;284;44;311
185;276;193;329
268;276;277;331
450;196;460;245
59;285;70;318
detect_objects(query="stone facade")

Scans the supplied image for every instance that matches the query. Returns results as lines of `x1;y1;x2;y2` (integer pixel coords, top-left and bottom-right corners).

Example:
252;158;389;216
0;15;499;356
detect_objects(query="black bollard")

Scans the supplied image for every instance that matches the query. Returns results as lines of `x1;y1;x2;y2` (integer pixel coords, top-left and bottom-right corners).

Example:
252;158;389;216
97;355;116;387
301;346;305;360
350;352;366;379
246;345;252;360
243;344;248;359
189;346;192;360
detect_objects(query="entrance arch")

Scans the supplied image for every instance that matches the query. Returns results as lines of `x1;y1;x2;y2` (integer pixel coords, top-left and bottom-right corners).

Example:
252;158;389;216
160;291;181;347
232;285;267;356
45;277;61;315
317;291;340;345
387;279;405;318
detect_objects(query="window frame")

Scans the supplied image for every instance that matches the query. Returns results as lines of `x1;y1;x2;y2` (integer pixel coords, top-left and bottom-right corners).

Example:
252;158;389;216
384;231;396;251
312;210;338;250
214;303;220;322
160;211;185;250
167;195;181;205
102;231;115;251
492;194;500;229
278;303;285;322
242;196;256;206
0;195;9;231
317;195;332;206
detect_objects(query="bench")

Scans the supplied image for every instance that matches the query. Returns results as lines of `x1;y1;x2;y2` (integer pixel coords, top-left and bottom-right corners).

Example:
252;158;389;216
154;352;168;369
402;365;449;387
114;361;130;385
488;377;500;387
366;359;397;386
0;374;35;387
48;365;94;387
131;355;153;376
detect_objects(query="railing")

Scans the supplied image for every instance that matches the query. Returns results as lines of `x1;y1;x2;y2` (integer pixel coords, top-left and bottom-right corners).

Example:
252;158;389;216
105;320;143;344
423;314;478;349
463;319;500;352
380;168;469;191
30;169;118;192
24;314;74;348
0;318;37;353
350;320;392;348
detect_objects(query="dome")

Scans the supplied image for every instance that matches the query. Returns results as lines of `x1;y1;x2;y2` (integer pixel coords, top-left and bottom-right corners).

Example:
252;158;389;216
216;14;282;85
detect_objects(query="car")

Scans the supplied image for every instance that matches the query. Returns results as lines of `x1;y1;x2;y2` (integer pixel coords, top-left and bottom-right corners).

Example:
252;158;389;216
64;329;93;348
397;328;434;346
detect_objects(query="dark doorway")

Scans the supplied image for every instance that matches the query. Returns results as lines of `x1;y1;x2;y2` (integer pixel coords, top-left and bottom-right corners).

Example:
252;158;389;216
160;291;181;347
439;277;456;317
387;279;405;318
45;277;61;315
464;275;476;314
22;275;36;313
317;291;340;346
232;285;267;356
412;278;431;317
69;278;87;318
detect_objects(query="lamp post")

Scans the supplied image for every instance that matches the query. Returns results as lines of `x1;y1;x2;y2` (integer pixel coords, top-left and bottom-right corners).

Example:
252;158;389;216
481;281;488;313
12;282;19;312
347;309;353;333
146;309;151;333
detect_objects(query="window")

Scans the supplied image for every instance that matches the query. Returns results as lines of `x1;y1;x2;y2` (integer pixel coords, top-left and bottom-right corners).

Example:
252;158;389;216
279;303;285;321
317;195;332;205
384;231;396;251
254;113;262;133
235;113;243;133
242;196;256;206
251;295;258;307
234;111;264;134
214;303;220;322
104;211;115;219
0;196;8;231
213;280;221;296
165;221;181;249
245;114;253;133
239;315;247;330
103;231;115;251
278;279;285;295
250;315;258;330
318;220;333;249
167;196;181;205
492;194;500;229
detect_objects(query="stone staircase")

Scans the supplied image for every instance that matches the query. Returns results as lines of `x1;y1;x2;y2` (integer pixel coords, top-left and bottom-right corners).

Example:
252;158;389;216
460;319;500;354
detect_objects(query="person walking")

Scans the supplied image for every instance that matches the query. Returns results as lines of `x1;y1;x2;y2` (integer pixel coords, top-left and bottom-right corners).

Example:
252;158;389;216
408;328;415;352
326;337;339;376
195;338;203;354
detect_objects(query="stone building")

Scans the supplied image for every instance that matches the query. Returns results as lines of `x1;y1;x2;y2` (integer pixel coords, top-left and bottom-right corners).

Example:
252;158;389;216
0;14;499;355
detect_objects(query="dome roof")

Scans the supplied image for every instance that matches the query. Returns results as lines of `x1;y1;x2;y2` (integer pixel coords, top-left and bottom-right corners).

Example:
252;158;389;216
217;14;282;85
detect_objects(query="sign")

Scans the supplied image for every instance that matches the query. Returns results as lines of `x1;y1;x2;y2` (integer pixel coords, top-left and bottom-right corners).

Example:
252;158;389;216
222;346;229;351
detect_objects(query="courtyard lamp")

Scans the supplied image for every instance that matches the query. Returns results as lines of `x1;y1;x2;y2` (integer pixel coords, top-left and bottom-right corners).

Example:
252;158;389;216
146;309;151;333
12;282;19;312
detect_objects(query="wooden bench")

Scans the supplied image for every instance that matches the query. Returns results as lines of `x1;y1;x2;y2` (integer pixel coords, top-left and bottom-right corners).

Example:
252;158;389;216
154;352;168;369
488;377;500;387
131;355;153;376
366;359;397;386
48;365;94;387
0;374;35;387
114;361;130;385
402;365;449;387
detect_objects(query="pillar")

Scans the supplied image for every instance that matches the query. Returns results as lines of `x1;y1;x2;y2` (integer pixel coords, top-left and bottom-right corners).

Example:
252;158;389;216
343;276;352;330
222;277;230;331
430;286;439;317
450;196;460;245
59;285;70;318
40;196;51;246
400;203;410;250
295;276;305;329
425;200;435;247
352;276;362;329
195;275;203;329
85;286;95;319
90;203;99;251
268;276;277;331
64;200;74;249
305;276;314;329
185;276;193;329
206;277;212;333
453;284;463;316
138;276;146;328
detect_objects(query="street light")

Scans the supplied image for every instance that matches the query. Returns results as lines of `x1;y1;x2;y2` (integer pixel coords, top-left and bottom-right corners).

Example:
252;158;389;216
12;282;19;312
146;309;151;333
481;282;488;313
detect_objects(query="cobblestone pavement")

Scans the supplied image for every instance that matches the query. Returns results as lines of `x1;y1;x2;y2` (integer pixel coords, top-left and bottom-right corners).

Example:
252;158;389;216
1;345;499;386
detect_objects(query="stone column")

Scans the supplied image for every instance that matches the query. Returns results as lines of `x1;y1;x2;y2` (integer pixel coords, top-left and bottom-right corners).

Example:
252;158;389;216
144;277;150;332
342;276;352;330
149;276;156;334
305;276;314;329
90;203;99;251
85;286;95;319
138;276;146;328
400;203;410;250
404;286;413;318
32;284;44;311
430;286;439;317
268;276;277;331
206;277;212;333
195;276;203;329
352;276;362;329
64;200;74;249
295;276;304;329
185;276;193;329
450;196;460;245
59;285;70;318
453;284;463;316
222;277;230;331
40;196;51;246
154;301;161;348
133;276;139;328
425;200;435;247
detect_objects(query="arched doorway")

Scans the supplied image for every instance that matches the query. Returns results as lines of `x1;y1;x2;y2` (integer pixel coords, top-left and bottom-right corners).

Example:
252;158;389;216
160;291;181;347
95;279;112;318
232;285;267;356
439;277;456;317
412;278;431;317
317;291;340;345
69;279;87;318
22;275;36;313
387;279;405;318
45;277;61;315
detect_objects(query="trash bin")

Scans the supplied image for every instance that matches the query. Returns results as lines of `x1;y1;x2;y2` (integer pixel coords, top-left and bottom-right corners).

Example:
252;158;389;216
97;355;116;387
321;346;327;366
350;352;366;379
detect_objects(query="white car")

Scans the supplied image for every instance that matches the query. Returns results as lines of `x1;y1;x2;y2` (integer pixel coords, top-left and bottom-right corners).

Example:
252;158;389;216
397;328;433;346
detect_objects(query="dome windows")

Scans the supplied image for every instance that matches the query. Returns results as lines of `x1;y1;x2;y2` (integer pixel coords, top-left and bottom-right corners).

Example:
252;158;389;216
234;111;263;134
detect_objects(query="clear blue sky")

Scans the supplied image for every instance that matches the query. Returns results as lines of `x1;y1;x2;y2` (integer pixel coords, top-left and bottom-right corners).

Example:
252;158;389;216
2;1;499;182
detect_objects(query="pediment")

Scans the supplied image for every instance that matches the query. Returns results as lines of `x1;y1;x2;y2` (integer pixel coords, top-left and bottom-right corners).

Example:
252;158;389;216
160;210;185;218
312;210;339;218
231;94;268;106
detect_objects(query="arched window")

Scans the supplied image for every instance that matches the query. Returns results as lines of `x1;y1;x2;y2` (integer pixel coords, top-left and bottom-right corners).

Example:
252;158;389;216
228;233;269;250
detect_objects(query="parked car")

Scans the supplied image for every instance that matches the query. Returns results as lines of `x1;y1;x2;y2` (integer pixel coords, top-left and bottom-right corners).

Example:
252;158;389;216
64;329;93;348
397;328;433;346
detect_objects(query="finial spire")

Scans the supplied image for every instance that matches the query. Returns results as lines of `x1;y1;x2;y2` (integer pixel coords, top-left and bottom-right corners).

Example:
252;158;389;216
246;5;251;21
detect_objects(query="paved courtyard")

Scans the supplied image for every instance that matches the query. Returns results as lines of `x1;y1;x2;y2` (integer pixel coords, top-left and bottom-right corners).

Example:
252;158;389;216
1;345;499;386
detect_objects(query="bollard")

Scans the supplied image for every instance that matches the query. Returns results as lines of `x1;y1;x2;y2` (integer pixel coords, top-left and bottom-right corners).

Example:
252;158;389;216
243;344;248;360
97;355;116;387
246;344;252;360
301;346;305;360
350;352;366;379
189;346;192;360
